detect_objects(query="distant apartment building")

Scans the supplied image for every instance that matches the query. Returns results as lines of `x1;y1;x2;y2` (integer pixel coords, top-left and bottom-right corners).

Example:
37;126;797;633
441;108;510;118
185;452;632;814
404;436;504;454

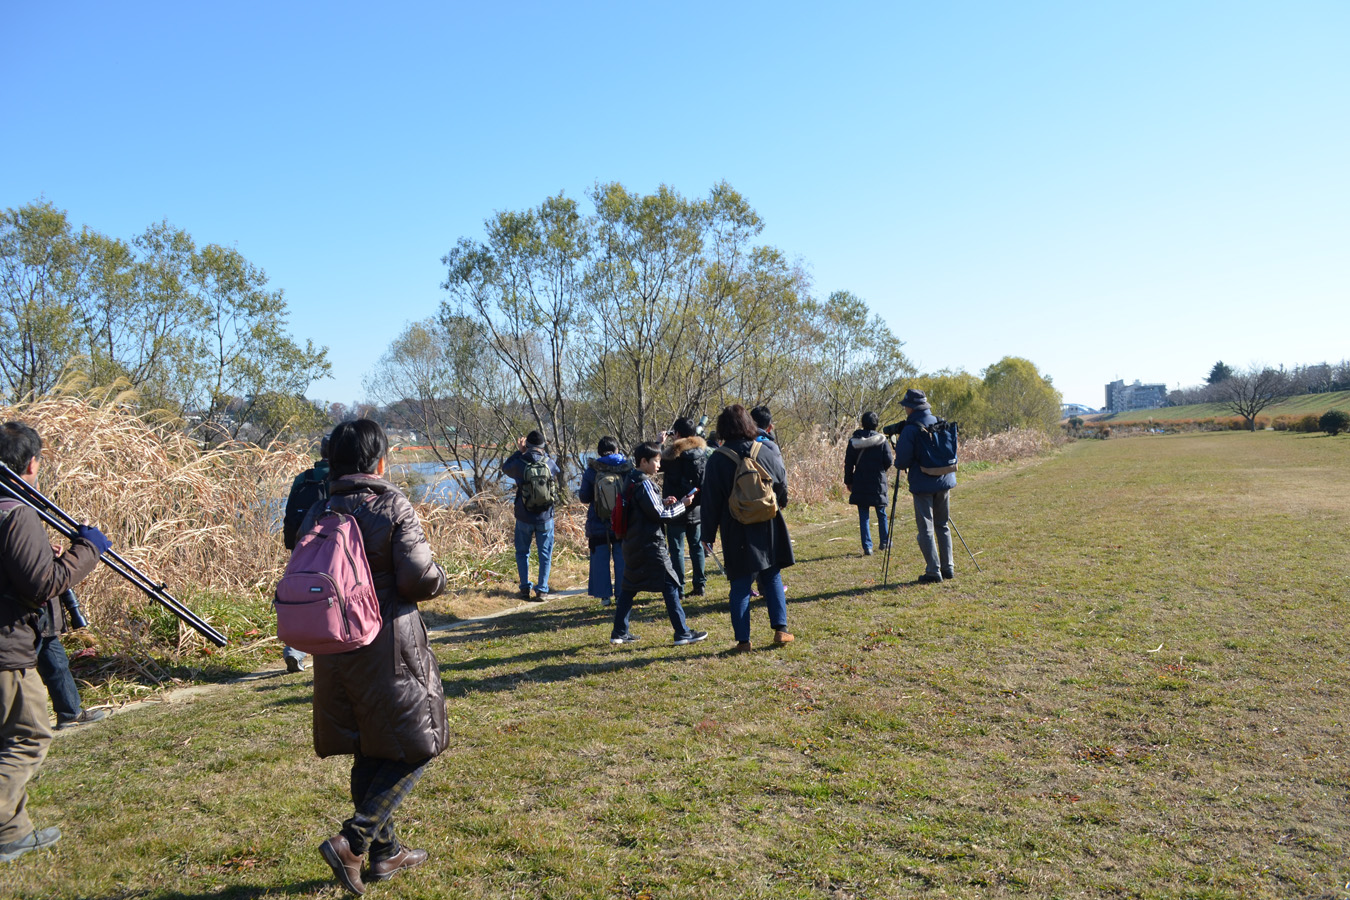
1105;379;1168;413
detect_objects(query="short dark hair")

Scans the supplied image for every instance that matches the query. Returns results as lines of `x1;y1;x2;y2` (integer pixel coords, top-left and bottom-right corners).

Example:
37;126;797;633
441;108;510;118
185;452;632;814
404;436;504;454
672;417;696;438
861;411;879;430
597;436;618;456
633;441;661;464
0;422;42;474
750;405;772;429
716;405;758;442
328;419;389;477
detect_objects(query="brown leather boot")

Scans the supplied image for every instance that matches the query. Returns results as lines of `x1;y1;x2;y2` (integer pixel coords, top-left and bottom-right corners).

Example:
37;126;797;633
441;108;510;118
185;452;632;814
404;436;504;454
772;630;795;644
319;834;365;895
367;845;429;882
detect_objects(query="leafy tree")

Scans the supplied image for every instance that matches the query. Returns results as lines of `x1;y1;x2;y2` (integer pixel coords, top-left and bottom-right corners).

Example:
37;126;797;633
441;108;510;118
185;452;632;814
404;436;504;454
981;357;1062;432
442;193;588;488
0;201;83;399
1206;361;1234;385
1319;409;1349;436
1217;366;1289;431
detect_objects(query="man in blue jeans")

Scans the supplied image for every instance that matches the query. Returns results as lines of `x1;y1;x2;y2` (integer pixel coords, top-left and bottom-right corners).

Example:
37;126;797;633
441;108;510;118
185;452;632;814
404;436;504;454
501;431;560;601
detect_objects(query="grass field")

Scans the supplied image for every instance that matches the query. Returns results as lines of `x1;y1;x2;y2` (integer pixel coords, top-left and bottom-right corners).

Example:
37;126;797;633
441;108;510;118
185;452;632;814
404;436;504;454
10;431;1349;899
1099;390;1350;424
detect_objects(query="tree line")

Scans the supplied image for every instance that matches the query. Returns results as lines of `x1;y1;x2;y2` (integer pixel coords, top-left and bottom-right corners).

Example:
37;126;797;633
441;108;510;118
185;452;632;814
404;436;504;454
1165;359;1350;431
367;182;1063;495
0;200;330;442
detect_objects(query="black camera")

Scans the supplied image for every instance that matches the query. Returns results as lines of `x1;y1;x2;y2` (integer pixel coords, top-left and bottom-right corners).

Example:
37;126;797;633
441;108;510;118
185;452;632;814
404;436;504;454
881;420;907;436
59;589;89;630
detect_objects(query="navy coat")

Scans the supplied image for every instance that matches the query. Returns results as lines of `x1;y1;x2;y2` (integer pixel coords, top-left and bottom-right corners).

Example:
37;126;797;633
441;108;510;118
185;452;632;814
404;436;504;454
843;429;894;507
893;409;958;494
619;470;684;593
701;437;795;582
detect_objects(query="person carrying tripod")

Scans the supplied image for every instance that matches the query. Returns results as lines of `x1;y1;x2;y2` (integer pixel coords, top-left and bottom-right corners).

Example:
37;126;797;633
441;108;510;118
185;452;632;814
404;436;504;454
889;390;957;583
0;421;111;863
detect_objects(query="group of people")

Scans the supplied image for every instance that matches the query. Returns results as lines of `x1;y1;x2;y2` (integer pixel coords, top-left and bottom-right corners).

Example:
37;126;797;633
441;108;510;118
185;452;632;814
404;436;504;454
0;388;957;887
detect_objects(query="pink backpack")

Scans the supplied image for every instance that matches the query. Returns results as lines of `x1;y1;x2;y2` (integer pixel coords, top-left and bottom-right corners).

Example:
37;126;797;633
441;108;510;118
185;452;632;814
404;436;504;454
274;502;382;654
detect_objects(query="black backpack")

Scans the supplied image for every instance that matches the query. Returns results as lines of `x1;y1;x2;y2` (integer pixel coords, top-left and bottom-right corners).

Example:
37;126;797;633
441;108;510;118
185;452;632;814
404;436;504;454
283;467;330;550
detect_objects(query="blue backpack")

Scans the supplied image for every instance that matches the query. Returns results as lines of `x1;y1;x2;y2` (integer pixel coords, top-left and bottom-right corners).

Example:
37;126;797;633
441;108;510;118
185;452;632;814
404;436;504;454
914;420;958;476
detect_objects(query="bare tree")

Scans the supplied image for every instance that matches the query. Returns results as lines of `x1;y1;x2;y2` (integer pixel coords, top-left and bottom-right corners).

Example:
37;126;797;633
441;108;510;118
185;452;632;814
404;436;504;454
1217;366;1290;431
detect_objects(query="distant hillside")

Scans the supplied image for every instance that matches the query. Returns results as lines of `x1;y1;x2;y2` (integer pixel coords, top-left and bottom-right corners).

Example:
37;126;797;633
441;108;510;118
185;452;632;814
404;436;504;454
1099;390;1350;424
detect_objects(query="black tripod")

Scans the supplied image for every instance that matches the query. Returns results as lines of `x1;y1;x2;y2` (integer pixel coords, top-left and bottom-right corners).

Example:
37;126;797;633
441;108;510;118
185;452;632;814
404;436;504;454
0;462;228;646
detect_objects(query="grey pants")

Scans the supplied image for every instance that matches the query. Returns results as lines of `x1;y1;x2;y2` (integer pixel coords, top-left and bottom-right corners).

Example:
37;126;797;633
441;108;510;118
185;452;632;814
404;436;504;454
912;491;953;576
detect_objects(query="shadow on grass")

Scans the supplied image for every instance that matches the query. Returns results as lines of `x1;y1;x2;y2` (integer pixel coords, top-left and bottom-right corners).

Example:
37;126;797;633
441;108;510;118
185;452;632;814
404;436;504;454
90;879;335;899
439;641;720;697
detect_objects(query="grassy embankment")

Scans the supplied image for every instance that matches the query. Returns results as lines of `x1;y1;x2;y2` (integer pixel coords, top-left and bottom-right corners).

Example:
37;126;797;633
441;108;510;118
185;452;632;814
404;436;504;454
11;430;1349;899
1099;389;1350;424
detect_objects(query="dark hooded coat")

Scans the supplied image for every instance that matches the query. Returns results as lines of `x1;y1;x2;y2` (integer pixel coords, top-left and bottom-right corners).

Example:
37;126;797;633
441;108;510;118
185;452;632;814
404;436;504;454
701;437;795;582
843;429;894;507
661;435;707;525
619;470;683;593
302;474;448;762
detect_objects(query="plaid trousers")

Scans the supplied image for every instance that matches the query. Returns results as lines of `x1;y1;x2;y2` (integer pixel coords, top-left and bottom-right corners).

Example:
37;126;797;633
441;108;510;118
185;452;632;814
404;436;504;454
341;752;428;857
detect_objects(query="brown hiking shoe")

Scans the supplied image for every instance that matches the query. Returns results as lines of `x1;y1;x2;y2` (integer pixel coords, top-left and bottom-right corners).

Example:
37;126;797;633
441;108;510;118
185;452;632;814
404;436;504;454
319;834;365;895
772;630;795;644
731;641;753;653
367;845;428;882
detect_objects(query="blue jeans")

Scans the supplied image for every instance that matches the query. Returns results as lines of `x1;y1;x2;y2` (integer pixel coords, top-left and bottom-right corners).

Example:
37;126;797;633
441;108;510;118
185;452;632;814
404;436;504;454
587;536;625;599
36;634;82;723
612;584;693;641
515;518;554;592
728;567;787;642
666;518;705;592
857;505;889;553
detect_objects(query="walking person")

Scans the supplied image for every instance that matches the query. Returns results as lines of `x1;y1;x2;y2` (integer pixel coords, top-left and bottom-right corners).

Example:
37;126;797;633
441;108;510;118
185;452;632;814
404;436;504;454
609;442;707;647
577;437;631;607
0;421;110;864
661;418;707;597
701;405;795;652
281;432;331;673
844;411;894;557
501;431;560;601
305;419;447;893
892;389;957;583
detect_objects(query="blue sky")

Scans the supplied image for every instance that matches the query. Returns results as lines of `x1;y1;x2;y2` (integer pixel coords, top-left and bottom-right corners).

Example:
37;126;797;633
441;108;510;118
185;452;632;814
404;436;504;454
4;1;1347;410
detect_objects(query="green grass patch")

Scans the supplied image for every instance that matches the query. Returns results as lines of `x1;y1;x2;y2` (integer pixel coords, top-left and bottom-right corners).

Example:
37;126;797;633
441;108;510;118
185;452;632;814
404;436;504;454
8;430;1350;898
1102;389;1350;424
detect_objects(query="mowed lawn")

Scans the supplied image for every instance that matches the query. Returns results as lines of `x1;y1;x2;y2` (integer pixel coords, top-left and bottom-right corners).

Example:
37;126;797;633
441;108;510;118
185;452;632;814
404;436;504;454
11;432;1349;899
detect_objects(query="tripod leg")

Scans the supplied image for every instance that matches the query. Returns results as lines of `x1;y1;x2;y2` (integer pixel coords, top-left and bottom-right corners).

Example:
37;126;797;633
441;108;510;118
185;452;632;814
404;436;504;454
882;458;904;587
949;517;981;573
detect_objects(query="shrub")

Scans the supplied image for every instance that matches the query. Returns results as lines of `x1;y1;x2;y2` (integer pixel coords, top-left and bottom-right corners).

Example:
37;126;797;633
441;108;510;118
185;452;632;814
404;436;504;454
1320;409;1350;436
1297;413;1322;433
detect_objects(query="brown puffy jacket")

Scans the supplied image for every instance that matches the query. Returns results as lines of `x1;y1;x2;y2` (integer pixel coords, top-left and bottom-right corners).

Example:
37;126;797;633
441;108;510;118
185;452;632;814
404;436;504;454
300;474;448;762
0;500;100;670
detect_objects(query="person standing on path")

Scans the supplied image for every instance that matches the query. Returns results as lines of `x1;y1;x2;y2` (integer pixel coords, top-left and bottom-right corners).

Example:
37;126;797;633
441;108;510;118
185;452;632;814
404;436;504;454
891;389;957;583
661;417;707;597
501;431;561;601
844;411;894;557
700;405;795;653
577;436;632;606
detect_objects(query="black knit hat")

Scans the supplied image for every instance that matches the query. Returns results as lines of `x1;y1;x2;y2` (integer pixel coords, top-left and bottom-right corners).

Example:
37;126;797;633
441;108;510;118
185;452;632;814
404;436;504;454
526;430;546;446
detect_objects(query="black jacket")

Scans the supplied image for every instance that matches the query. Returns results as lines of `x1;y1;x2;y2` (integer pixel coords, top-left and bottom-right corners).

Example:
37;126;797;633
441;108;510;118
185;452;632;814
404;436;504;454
283;459;330;550
0;499;100;670
619;470;684;594
661;435;707;525
302;474;448;762
844;430;894;507
701;438;795;582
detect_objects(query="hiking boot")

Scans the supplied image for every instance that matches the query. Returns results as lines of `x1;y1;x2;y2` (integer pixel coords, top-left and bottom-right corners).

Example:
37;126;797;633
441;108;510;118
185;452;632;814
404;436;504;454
518;586;532;600
772;630;795;645
0;826;60;863
532;586;550;601
285;655;305;674
57;708;108;729
673;630;708;646
319;835;365;895
878;542;890;551
863;547;873;557
941;568;955;580
689;586;705;597
917;573;943;584
730;641;753;653
367;845;428;882
610;633;638;645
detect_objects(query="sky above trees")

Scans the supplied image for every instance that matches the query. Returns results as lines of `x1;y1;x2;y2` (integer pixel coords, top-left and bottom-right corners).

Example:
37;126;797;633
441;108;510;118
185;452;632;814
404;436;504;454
3;2;1346;410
